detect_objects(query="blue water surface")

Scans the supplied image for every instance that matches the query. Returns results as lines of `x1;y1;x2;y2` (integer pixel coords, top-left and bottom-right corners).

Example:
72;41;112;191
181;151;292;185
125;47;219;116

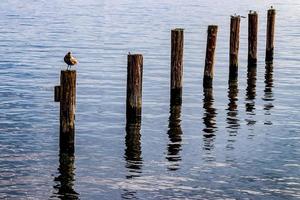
0;0;299;199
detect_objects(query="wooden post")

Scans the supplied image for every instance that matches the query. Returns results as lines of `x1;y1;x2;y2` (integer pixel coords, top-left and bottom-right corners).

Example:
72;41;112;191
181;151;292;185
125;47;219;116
59;70;76;154
229;15;240;80
170;28;184;106
248;11;258;67
54;85;61;102
203;25;218;88
126;54;143;124
265;7;276;64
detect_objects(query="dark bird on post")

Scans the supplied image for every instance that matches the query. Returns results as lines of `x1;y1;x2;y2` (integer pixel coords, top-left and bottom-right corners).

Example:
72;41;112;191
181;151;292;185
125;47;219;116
64;52;78;70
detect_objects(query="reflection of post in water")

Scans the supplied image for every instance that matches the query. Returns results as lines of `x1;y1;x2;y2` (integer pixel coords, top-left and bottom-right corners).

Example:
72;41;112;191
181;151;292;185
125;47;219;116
125;122;142;178
121;189;138;200
54;153;79;199
202;88;217;150
166;104;182;171
227;79;240;135
245;65;257;126
263;64;274;125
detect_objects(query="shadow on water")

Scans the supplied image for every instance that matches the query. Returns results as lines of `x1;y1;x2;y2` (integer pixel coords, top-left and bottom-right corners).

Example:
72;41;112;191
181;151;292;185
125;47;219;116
263;63;274;125
166;104;182;171
53;153;79;200
226;79;240;150
202;88;217;152
245;65;257;131
124;122;142;179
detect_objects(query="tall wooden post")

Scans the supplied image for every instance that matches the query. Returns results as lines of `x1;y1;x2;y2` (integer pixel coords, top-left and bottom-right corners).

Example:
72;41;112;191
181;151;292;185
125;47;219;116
248;11;258;67
229;15;240;81
170;28;184;106
203;25;218;88
59;70;76;154
126;54;143;124
265;7;276;64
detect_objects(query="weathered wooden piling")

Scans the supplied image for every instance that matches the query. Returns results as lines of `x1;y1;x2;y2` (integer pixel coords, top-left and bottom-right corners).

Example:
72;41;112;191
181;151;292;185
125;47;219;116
170;28;184;105
126;54;143;124
203;25;218;88
56;70;76;154
248;11;258;67
265;7;276;64
54;85;61;102
229;15;241;80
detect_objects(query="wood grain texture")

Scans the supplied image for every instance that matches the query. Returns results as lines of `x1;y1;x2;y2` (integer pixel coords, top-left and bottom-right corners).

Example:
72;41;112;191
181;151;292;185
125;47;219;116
248;11;258;66
54;85;61;102
203;25;218;88
265;8;276;64
229;16;240;80
126;54;143;124
60;70;76;154
170;28;184;105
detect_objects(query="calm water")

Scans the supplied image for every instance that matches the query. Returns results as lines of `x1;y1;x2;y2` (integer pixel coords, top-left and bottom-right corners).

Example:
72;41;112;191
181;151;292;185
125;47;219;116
0;0;300;199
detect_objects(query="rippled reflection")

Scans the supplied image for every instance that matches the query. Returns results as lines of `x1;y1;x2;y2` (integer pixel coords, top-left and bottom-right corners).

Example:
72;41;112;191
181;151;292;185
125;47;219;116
121;189;139;200
245;65;257;127
263;64;274;125
226;80;240;150
53;153;79;199
202;88;217;151
125;122;142;178
166;104;182;171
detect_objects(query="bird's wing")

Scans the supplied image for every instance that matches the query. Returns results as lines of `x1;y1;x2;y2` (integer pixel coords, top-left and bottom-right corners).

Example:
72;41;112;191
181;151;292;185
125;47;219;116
70;57;78;65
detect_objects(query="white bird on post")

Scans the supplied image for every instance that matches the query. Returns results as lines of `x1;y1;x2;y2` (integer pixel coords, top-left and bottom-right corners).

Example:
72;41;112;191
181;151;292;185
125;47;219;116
64;52;78;70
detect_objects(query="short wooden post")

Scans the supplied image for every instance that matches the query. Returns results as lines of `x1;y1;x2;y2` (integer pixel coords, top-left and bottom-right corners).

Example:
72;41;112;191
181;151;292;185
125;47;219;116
248;11;258;67
229;15;240;80
126;54;143;124
54;85;61;102
265;7;276;64
203;25;218;88
59;70;76;154
170;28;184;106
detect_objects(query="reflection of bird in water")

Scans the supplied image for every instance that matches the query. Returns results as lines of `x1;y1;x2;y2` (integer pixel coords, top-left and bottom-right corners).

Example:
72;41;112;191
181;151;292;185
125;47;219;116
64;52;78;70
